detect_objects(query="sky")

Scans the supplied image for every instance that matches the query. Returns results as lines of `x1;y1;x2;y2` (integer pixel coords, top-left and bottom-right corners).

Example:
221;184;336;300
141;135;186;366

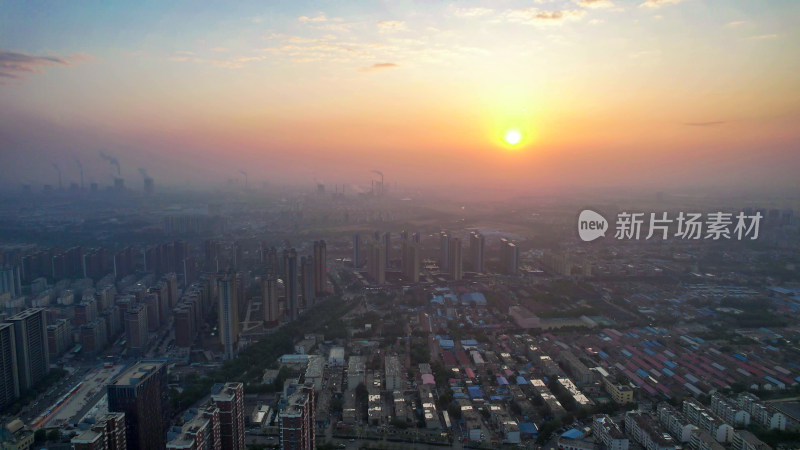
1;0;798;194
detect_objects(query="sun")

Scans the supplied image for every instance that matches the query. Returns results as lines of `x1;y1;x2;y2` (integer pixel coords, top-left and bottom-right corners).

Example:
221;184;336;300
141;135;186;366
504;129;522;145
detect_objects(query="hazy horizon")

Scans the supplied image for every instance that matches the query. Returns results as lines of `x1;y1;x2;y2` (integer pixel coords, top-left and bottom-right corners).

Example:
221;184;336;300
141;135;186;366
1;0;799;194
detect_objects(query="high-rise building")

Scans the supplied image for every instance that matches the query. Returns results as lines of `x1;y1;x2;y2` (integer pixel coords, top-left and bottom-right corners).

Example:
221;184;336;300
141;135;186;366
449;238;463;281
211;382;245;450
401;238;420;283
352;234;361;268
7;308;49;392
0;323;19;410
263;277;279;323
502;239;519;275
313;240;327;296
264;246;279;274
439;232;450;272
202;405;222;449
0;266;22;299
46;318;70;358
124;303;149;355
280;383;316;450
300;256;315;310
217;272;239;361
75;298;98;326
366;241;385;284
81;320;107;355
107;361;168;449
232;241;244;270
205;240;221;271
72;412;127;450
469;232;485;273
382;233;391;267
174;303;195;348
283;249;299;321
167;405;220;450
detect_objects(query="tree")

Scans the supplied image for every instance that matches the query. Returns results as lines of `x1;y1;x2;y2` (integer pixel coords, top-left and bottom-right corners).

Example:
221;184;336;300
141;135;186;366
46;429;61;442
34;429;46;442
447;402;462;420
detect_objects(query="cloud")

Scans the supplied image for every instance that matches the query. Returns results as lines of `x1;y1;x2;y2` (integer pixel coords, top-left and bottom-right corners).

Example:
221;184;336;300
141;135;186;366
745;34;778;40
726;21;746;27
506;8;586;25
377;21;407;32
685;121;726;127
0;50;74;80
298;14;328;23
169;54;251;69
453;7;493;17
577;0;614;9
640;0;685;8
359;62;399;72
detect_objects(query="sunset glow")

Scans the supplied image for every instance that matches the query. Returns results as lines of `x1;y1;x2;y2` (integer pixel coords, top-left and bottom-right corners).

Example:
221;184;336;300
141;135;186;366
504;130;522;146
0;1;798;193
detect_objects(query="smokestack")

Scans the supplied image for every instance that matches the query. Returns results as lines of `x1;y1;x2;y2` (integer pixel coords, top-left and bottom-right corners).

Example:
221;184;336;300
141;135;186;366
239;170;247;189
99;151;121;176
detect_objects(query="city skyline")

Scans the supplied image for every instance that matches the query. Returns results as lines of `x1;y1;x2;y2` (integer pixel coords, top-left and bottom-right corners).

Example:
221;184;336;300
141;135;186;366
1;1;798;193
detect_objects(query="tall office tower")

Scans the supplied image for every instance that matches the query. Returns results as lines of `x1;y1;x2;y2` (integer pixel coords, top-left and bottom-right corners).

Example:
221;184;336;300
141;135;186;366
449;238;463;281
217;272;240;361
149;284;169;327
412;232;421;244
382;232;391;267
143;293;161;331
164;272;179;309
0;323;19;410
143;176;154;195
401;240;420;283
265;246;279;274
107;361;168;449
313;240;327;295
366;241;386;285
7;308;49;392
72;412;127;450
0;266;22;299
124;303;149;356
439;232;450;272
352;234;361;268
503;239;519;275
469;232;485;273
262;277;279;323
211;382;245;450
234;272;246;323
232;241;244;270
300;256;315;309
280;384;316;450
283;249;299;321
174;303;194;348
205;240;221;271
